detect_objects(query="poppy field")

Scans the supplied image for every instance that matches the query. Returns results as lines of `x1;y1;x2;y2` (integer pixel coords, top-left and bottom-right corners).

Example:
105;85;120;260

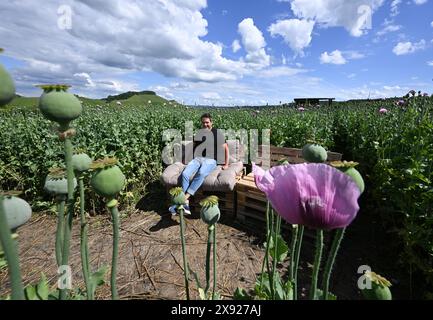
1;58;433;300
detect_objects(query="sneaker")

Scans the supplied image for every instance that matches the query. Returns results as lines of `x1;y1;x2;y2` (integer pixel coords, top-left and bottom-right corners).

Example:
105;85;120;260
169;205;177;215
183;205;191;215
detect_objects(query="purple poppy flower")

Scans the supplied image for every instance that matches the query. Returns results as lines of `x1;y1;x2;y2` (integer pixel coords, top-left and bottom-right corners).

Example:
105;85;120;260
253;163;361;230
397;100;405;106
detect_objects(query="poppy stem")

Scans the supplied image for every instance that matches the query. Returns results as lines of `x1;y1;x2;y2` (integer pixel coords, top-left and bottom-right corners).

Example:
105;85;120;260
271;214;282;299
212;223;217;300
0;196;24;300
79;176;92;300
60;136;76;300
268;208;276;299
293;226;304;300
310;230;324;300
321;228;345;300
178;207;190;300
205;225;213;295
108;202;120;300
259;201;271;291
289;225;299;282
55;195;65;268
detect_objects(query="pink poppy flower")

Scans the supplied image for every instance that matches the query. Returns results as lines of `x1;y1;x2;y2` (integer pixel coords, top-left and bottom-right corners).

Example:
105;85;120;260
379;108;388;114
253;163;361;230
298;107;305;112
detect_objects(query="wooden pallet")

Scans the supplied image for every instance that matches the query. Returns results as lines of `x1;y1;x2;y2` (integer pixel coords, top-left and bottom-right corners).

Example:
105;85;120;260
255;145;342;168
235;173;267;225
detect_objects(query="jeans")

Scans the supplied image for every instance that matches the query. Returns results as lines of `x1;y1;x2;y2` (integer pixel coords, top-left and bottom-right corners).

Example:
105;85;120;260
182;157;217;196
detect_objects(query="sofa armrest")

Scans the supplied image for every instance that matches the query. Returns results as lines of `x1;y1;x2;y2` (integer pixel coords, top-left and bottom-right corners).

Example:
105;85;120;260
161;162;186;187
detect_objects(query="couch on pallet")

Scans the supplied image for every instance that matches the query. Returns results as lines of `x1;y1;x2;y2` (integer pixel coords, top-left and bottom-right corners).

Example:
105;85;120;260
161;140;245;215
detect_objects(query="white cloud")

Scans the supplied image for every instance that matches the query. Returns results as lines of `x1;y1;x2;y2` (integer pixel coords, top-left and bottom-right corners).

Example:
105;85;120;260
289;0;385;37
320;50;347;64
0;0;255;97
74;73;95;87
238;18;271;68
413;0;427;5
347;73;356;79
72;73;139;97
268;19;315;55
281;54;287;65
376;24;402;36
431;21;433;27
258;66;307;78
232;39;241;53
344;51;365;59
201;92;222;100
392;40;426;55
390;0;401;17
148;85;176;100
383;85;403;90
337;83;416;100
427;61;433;66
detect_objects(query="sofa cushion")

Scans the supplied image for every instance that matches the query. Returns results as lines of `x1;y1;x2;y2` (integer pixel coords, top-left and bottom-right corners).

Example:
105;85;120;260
161;161;244;192
202;161;243;191
161;162;185;186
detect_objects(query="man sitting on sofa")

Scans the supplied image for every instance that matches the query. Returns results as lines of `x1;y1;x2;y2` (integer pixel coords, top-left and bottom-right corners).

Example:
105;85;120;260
169;113;229;214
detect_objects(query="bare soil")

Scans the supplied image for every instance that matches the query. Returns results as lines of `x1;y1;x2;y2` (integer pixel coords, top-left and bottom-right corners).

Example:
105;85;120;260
0;190;415;300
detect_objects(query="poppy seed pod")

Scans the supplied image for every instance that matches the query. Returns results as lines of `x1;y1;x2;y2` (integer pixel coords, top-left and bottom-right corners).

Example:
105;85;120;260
302;143;328;163
90;158;126;198
72;153;92;173
0;50;16;107
200;196;220;225
361;271;392;300
44;176;77;195
330;161;365;194
169;187;186;205
37;85;82;128
2;196;32;230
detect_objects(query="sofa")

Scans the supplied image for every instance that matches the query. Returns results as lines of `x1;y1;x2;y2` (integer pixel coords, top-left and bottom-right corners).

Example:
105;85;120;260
161;140;245;192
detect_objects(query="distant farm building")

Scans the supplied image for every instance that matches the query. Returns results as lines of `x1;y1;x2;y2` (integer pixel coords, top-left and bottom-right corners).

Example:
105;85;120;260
294;98;335;107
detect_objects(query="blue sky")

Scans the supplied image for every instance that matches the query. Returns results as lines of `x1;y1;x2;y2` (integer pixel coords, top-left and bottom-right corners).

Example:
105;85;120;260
0;0;432;105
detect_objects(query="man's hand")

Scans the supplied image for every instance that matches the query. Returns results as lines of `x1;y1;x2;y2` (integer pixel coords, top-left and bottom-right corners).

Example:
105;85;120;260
222;164;229;170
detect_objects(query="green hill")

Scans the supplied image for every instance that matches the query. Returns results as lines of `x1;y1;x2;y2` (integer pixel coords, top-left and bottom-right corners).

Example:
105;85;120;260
104;90;157;102
104;91;170;106
1;95;39;111
3;91;175;110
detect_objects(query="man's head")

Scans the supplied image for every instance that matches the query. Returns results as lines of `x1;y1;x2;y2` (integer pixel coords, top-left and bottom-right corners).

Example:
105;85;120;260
201;113;212;130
